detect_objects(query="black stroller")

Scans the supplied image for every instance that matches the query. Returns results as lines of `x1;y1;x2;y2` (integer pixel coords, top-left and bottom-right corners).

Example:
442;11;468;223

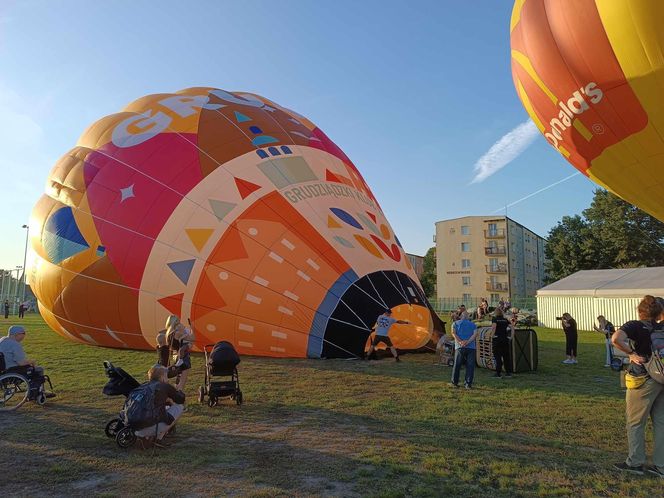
102;361;141;448
198;341;242;406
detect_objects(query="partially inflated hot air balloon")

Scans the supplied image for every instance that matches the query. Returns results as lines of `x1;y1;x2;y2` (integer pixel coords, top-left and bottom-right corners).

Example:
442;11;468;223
510;0;664;220
29;88;441;358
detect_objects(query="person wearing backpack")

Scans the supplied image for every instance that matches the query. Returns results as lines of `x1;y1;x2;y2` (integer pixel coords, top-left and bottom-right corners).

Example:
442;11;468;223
127;365;185;443
593;315;615;367
611;295;664;477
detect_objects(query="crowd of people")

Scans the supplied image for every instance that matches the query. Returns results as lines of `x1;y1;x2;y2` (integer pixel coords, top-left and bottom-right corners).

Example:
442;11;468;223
435;296;664;478
4;296;664;475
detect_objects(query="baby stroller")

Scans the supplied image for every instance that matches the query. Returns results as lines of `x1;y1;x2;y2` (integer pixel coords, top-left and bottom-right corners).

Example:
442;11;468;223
102;361;141;448
436;336;455;366
198;341;243;407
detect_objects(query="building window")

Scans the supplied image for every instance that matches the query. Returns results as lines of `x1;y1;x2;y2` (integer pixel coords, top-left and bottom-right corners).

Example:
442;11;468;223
462;293;472;302
461;242;471;252
462;259;471;268
461;225;470;235
462;276;471;286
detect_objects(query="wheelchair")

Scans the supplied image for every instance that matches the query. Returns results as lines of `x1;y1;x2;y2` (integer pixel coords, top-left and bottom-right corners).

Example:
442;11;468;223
0;352;54;411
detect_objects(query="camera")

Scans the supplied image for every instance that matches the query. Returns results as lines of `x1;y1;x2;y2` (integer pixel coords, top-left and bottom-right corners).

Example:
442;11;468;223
555;317;563;320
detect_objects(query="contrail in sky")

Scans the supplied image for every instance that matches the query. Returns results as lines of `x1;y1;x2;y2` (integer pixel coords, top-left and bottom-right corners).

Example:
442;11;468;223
470;120;540;183
491;171;582;214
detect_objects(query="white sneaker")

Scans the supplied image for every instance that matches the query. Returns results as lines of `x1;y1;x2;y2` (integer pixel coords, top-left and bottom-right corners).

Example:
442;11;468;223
562;359;573;364
604;364;611;368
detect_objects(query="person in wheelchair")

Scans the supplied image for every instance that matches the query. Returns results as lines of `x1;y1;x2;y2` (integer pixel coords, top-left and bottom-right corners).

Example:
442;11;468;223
0;325;55;399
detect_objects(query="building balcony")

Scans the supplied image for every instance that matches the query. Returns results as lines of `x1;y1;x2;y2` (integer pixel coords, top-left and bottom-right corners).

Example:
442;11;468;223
484;228;506;239
484;246;506;256
486;280;509;292
485;263;507;274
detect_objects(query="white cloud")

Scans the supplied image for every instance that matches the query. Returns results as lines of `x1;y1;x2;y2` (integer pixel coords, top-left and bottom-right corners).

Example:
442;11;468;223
470;120;539;184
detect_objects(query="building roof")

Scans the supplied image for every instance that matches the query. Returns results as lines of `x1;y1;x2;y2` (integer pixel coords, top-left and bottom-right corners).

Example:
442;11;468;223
434;215;547;240
537;267;664;297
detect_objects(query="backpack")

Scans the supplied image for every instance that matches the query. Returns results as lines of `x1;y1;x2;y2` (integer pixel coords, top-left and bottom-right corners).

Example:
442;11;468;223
643;322;664;385
122;382;160;429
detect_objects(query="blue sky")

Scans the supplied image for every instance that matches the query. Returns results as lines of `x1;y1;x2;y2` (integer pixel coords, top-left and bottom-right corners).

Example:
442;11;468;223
0;0;598;269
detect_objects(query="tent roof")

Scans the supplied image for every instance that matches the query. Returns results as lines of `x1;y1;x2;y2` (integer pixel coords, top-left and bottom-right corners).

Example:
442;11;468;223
537;267;664;297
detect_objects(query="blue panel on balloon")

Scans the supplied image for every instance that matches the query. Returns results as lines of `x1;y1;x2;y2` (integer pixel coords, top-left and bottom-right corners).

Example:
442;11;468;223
280;146;292;154
43;207;90;263
330;208;363;229
249;126;262;134
45;207;88;243
256;150;269;159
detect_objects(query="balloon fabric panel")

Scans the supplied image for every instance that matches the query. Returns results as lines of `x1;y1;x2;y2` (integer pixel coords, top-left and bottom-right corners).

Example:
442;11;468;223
510;0;664;222
29;88;442;357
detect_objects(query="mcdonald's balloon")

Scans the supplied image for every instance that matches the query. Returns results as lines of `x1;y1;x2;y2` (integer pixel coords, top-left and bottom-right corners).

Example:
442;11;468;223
28;88;441;358
511;0;664;221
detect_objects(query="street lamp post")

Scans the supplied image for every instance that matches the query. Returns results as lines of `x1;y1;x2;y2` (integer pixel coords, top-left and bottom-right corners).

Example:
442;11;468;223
21;224;29;304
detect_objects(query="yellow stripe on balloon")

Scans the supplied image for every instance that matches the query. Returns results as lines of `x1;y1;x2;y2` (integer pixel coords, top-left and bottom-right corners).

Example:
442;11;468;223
512;50;559;105
516;78;546;132
558;146;571;158
573;119;593;141
510;0;527;33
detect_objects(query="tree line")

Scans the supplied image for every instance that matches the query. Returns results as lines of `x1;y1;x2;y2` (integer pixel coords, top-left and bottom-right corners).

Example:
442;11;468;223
544;189;664;283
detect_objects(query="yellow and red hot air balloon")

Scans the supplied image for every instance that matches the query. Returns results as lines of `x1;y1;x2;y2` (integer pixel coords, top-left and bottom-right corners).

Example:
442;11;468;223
510;0;664;220
29;88;441;357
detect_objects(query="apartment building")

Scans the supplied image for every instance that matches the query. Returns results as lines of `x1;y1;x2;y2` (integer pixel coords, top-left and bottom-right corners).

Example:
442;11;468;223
434;216;546;303
406;253;424;280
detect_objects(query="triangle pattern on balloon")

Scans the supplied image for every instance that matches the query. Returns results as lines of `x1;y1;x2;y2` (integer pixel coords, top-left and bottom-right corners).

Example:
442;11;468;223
234;177;261;199
234;111;251;123
209;199;237;221
208;227;249;264
167;259;196;285
327;215;342;229
192;271;227;319
325;169;354;187
185;228;214;252
157;293;185;316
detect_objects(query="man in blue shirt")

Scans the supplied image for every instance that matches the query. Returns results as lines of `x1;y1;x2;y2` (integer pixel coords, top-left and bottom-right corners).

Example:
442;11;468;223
365;310;410;362
451;311;478;389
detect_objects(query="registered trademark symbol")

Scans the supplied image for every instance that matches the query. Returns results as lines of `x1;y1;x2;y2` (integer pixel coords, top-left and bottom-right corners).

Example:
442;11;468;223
592;123;605;134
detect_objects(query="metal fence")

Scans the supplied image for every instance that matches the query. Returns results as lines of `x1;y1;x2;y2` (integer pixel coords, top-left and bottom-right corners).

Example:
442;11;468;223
430;296;537;313
0;269;32;315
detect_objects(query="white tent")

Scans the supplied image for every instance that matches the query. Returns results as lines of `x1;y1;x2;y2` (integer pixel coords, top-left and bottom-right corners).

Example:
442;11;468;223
537;267;664;330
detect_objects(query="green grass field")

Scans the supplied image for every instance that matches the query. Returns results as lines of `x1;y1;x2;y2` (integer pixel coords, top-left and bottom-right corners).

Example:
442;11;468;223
0;314;661;497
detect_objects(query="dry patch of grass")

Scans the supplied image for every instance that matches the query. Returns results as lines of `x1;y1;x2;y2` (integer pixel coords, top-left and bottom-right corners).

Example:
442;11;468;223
0;314;661;497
